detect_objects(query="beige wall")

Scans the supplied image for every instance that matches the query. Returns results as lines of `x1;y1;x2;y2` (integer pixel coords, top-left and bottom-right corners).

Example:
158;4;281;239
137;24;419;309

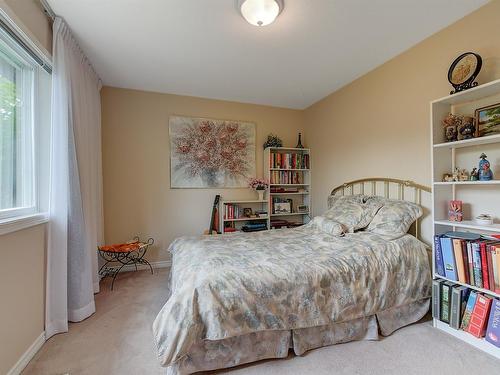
101;87;304;262
0;1;51;373
304;0;500;216
0;225;46;375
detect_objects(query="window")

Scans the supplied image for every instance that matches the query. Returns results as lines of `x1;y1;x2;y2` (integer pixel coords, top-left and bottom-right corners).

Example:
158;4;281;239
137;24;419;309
0;22;51;222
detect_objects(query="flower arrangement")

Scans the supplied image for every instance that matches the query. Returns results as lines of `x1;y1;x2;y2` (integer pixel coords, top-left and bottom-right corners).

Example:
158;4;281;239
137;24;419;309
248;178;269;190
263;134;283;149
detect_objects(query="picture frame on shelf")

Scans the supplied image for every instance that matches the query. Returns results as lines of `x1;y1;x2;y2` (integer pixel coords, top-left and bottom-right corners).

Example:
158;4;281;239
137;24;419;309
274;202;291;214
475;102;500;137
297;205;308;213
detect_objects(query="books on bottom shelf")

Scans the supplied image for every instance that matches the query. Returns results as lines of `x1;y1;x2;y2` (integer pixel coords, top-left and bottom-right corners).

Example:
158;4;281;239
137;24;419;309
434;234;500;294
432;279;500;348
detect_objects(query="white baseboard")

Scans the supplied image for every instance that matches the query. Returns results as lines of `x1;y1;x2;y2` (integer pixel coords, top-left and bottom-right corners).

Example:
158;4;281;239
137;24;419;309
103;260;171;273
7;331;45;375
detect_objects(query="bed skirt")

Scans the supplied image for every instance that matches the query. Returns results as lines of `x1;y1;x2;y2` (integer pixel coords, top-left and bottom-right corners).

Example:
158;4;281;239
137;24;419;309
164;298;429;375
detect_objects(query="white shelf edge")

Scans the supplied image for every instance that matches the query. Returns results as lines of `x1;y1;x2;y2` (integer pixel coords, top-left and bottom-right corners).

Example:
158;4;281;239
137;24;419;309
434;319;500;360
266;147;310;151
433;133;500;149
433;180;500;185
434;220;500;232
269;184;310;186
222;200;267;204
270;192;309;195
271;212;310;217
269;168;310;171
431;78;500;105
433;274;500;299
224;216;268;222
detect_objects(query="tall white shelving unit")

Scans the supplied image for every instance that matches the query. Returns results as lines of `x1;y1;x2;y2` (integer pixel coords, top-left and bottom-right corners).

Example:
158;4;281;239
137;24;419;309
431;78;500;359
264;147;312;229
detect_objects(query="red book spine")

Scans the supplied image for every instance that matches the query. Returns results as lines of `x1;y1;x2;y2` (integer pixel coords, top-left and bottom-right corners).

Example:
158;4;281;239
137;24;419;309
480;242;489;290
467;294;493;338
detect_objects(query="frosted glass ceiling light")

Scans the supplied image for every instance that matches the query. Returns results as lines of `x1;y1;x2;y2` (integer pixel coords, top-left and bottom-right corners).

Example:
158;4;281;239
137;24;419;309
239;0;284;26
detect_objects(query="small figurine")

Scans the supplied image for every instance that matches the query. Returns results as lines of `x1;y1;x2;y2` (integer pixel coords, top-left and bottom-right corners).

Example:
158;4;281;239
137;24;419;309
443;113;460;142
295;132;304;148
458;116;476;140
452;167;460;182
443;173;454;182
478;153;493;181
448;200;463;222
458;169;469;181
469;167;478;181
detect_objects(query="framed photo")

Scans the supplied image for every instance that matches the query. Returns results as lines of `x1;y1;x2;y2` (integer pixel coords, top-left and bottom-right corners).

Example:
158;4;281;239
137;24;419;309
297;205;308;213
243;208;253;217
274;202;291;214
475;103;500;137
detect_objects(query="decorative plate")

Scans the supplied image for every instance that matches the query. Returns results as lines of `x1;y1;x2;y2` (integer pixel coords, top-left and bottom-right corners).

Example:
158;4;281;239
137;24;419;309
448;52;482;95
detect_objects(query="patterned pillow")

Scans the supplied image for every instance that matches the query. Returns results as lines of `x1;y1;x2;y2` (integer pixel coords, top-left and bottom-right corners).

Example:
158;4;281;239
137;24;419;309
311;216;347;236
327;194;365;209
366;197;423;237
323;197;382;232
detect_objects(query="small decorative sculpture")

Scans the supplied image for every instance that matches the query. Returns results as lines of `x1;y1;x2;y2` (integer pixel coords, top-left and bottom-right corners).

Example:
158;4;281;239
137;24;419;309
458;169;469;181
263;134;283;149
452;167;460;182
443;173;454;182
478;153;493;181
295;132;304;148
443;113;460;142
469;167;478;181
458;116;476;140
448;200;463;222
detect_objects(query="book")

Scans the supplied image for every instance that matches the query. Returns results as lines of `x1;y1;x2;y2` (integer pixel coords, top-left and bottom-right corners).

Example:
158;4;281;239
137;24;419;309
453;239;466;283
441;237;458;281
434;235;445;277
471;242;483;288
461;240;470;285
467;294;493;338
450;286;469;330
440;281;454;323
486;244;496;292
492;244;500;294
448;200;463;222
460;291;478;330
486;299;500;348
480;241;490;290
467;242;475;286
432;279;446;320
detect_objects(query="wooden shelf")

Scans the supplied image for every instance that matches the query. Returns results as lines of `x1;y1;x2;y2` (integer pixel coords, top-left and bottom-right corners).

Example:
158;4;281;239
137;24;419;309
434;219;500;232
271;212;310;217
433;134;500;149
433;180;500;185
224;216;268;222
434;274;500;299
433;319;500;360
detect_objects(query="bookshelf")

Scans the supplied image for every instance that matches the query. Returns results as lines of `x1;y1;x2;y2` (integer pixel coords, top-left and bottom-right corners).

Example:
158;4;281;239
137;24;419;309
220;199;268;233
431;78;500;359
264;147;312;229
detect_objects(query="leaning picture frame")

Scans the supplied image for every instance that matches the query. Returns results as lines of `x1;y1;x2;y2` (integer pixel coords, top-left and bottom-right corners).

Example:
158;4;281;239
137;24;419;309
475;102;500;137
274;202;291;214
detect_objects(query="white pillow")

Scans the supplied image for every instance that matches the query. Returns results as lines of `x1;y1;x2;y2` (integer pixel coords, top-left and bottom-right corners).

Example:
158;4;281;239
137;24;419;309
311;216;347;236
323;198;382;232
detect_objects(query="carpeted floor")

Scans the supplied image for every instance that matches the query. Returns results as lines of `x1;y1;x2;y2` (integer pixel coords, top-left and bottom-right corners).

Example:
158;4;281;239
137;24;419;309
23;268;500;375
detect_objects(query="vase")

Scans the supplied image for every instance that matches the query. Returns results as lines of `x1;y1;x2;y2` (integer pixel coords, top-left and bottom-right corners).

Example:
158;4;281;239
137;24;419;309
257;189;265;201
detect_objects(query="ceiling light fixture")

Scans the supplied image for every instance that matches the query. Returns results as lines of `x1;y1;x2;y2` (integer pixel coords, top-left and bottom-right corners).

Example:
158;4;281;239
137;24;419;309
238;0;284;27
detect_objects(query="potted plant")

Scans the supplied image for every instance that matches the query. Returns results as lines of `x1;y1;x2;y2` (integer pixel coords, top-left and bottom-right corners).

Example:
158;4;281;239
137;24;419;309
249;178;269;201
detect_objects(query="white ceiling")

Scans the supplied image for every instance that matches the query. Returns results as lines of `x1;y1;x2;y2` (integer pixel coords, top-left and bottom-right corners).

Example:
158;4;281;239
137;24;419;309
47;0;488;109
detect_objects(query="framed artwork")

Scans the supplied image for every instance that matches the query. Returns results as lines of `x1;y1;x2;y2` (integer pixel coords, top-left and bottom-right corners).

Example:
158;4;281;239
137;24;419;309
170;116;256;188
274;202;291;214
447;52;482;94
475;103;500;137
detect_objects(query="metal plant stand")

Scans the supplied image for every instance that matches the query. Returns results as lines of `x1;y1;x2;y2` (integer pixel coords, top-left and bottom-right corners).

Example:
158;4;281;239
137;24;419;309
98;237;154;290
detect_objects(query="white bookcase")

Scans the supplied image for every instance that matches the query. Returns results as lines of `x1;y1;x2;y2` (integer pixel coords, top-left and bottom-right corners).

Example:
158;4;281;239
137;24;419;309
220;199;268;233
264;147;312;229
431;78;500;359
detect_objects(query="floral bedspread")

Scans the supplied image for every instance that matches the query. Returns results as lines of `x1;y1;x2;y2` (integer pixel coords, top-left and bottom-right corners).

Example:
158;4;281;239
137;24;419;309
152;225;431;367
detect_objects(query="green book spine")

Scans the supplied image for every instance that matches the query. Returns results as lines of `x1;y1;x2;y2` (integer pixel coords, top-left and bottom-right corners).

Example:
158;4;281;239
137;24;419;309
440;282;452;323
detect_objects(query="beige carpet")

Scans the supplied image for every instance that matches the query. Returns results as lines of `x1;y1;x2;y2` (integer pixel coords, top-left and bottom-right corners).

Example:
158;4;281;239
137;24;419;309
23;268;500;375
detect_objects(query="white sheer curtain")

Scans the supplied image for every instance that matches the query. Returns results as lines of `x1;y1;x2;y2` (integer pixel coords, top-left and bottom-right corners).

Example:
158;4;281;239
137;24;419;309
45;17;104;339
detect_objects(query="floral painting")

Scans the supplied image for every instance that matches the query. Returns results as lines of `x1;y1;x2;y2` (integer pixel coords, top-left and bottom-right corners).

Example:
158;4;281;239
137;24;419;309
169;116;256;188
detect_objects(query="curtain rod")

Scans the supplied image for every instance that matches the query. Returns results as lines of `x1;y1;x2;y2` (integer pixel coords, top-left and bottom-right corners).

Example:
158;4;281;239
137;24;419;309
40;0;56;21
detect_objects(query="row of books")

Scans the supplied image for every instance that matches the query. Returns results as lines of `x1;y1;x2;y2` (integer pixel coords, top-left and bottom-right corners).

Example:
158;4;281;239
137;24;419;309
434;234;500;293
270;170;304;185
270;152;309;170
224;204;242;220
432;280;500;347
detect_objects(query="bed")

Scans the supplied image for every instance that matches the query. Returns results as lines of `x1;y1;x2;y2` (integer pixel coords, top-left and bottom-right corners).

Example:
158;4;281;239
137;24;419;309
153;178;432;375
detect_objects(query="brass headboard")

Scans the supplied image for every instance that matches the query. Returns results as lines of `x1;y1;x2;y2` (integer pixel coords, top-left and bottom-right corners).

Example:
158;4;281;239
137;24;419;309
330;178;432;245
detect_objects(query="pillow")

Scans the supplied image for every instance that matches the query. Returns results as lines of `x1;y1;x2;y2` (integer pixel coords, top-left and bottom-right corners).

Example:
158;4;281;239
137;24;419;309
327;194;365;209
323;198;382;232
311;216;347;236
365;197;423;238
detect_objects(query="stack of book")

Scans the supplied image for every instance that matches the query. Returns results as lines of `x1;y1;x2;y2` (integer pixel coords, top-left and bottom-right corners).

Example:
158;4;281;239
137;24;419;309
224;204;241;220
241;222;267;232
270;152;309;169
432;281;500;347
270;170;303;184
434;234;500;293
